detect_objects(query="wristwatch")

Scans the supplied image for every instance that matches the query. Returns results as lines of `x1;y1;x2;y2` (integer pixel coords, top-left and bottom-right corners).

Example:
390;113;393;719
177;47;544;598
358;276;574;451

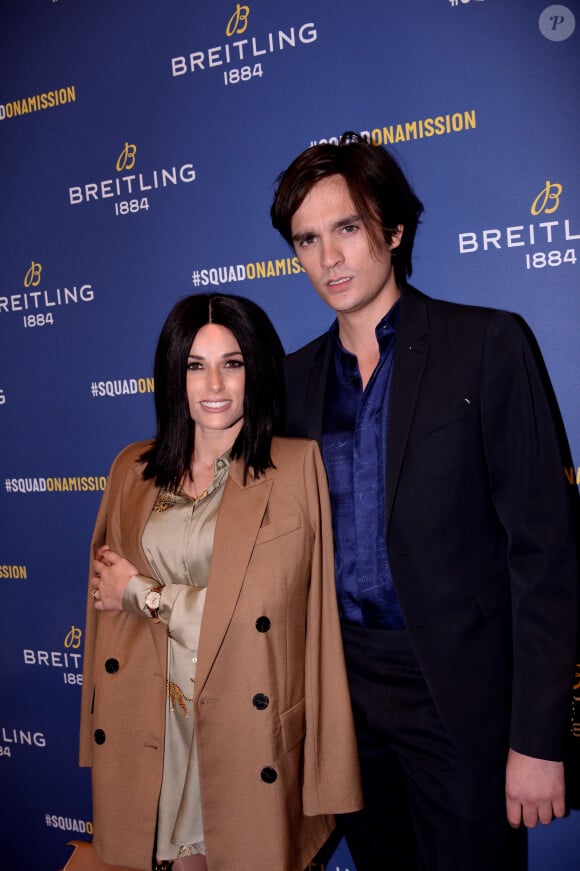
145;588;163;622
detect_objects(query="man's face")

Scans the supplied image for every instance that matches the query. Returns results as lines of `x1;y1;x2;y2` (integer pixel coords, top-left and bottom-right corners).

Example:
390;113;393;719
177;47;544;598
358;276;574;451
290;174;402;318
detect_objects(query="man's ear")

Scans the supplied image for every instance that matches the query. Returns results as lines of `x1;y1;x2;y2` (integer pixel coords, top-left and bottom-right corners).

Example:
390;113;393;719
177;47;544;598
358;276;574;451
390;224;404;251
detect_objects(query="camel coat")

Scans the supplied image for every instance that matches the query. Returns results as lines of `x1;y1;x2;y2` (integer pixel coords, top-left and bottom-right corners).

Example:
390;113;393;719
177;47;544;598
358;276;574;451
80;437;362;870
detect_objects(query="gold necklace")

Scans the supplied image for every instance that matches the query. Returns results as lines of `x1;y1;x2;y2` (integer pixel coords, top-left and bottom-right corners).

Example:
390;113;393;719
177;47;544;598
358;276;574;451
190;465;210;502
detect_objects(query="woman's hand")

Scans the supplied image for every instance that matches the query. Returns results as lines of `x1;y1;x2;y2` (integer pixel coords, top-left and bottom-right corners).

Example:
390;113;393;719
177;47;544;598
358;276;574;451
91;545;138;611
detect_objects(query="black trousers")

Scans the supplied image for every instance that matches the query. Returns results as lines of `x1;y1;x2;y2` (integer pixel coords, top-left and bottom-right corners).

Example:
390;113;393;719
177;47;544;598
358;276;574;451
338;623;526;871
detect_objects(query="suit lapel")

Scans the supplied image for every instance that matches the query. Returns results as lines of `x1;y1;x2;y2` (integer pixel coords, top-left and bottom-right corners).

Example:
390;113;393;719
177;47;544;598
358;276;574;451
298;294;430;525
304;336;333;442
386;288;430;524
194;458;272;698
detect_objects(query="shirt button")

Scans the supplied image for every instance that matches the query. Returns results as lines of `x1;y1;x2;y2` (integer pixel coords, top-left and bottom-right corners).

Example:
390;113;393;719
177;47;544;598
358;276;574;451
94;729;106;745
104;658;119;674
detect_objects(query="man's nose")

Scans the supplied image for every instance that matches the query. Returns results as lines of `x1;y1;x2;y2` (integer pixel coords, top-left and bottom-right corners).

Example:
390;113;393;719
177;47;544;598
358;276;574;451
320;239;343;269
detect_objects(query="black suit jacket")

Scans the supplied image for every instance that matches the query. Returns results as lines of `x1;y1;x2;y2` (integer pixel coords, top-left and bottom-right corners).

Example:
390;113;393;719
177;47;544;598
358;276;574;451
284;285;578;764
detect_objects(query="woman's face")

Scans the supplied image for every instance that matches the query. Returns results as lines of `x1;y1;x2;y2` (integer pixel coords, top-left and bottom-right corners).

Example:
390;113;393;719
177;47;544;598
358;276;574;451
186;323;245;439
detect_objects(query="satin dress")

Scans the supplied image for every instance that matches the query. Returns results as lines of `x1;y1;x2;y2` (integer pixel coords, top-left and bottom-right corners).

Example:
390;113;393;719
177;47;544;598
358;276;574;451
123;455;230;860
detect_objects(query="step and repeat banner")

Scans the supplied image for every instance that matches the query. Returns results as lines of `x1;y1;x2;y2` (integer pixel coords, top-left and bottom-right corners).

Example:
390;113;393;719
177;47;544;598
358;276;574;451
1;1;578;869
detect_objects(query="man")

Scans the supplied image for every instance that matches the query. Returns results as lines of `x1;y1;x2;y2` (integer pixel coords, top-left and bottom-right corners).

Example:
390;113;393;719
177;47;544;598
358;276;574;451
271;133;578;870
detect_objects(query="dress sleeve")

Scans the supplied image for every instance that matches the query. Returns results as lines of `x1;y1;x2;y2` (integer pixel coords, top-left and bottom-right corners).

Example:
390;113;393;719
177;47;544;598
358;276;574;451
123;574;207;651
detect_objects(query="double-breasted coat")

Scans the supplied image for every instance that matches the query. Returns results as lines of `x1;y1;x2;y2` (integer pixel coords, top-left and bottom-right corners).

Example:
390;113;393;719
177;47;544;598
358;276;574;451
80;437;362;870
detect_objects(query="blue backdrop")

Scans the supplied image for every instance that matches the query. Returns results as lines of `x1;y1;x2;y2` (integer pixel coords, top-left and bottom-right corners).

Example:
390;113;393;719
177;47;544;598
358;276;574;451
1;2;579;868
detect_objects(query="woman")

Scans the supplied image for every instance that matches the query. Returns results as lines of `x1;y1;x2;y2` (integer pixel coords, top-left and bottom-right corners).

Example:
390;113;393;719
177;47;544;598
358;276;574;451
80;294;362;871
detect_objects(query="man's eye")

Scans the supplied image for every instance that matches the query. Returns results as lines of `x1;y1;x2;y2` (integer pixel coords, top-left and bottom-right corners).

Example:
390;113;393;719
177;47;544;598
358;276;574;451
299;235;315;247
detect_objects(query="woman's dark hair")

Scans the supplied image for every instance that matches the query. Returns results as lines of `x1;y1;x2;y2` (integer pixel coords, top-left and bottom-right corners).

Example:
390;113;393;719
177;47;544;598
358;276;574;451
271;132;424;286
141;293;285;488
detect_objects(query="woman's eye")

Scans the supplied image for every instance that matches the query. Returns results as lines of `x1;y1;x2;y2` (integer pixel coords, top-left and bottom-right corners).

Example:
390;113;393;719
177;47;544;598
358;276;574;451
187;361;203;370
225;359;244;368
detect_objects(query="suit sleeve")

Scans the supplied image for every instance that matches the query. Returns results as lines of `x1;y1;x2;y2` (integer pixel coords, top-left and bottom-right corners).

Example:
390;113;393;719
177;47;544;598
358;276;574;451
481;312;578;759
302;441;363;814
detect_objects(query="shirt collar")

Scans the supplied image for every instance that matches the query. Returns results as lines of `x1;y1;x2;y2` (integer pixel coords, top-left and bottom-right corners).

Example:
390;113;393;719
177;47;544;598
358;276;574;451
329;299;400;364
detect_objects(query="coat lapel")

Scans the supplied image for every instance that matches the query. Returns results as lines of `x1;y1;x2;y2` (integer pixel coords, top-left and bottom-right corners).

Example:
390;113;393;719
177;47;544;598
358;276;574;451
194;458;272;699
386;288;430;524
118;461;168;668
120;465;159;573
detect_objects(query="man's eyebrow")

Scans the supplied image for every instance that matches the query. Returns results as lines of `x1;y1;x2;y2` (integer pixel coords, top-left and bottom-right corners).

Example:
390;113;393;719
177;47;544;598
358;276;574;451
332;213;362;230
291;214;362;241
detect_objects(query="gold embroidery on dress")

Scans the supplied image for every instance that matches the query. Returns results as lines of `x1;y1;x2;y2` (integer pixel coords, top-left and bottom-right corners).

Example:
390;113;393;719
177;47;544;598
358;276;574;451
167;679;193;717
177;845;196;857
153;490;177;512
154;484;214;511
153;489;179;512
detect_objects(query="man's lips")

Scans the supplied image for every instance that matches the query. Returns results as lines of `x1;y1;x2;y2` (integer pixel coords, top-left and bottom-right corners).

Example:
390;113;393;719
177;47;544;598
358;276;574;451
327;276;352;289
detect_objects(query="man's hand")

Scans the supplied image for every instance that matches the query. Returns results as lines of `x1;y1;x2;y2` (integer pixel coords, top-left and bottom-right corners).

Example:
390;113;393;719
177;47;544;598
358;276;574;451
505;748;565;828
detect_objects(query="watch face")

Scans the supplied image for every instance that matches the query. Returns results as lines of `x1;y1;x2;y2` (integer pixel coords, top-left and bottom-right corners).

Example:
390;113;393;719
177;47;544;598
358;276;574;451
146;591;161;609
